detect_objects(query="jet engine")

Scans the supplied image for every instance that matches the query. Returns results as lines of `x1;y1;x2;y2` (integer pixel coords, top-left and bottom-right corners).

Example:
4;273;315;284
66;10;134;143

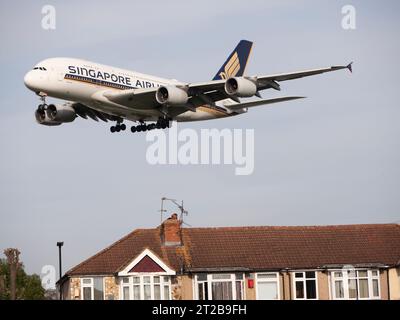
156;86;188;105
224;77;257;97
35;107;61;126
46;104;76;122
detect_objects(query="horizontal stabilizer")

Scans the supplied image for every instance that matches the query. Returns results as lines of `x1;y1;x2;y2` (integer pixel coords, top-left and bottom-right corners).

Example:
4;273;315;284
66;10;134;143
225;96;306;111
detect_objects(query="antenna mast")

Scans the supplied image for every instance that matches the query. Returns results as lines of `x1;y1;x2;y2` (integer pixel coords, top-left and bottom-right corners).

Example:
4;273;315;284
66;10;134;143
159;197;189;225
159;197;167;224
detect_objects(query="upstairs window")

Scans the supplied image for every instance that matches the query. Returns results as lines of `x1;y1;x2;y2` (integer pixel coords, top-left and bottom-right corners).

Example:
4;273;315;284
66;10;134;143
81;277;104;300
194;273;244;300
120;275;171;300
293;271;318;300
256;273;280;300
330;269;380;300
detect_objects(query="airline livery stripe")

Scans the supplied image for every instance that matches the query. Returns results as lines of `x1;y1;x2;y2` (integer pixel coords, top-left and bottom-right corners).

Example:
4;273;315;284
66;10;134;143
64;73;231;116
225;52;239;72
226;57;239;76
64;74;133;90
64;74;232;115
225;52;240;77
230;63;240;78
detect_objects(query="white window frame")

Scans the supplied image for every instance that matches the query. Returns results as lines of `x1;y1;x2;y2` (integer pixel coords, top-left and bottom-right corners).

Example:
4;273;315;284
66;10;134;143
329;269;381;300
117;248;175;300
193;273;245;300
119;275;172;300
292;271;319;300
255;272;280;300
80;277;105;300
118;249;176;277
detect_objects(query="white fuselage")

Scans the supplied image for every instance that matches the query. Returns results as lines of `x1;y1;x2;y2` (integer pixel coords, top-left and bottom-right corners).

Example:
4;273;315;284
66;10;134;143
24;58;235;122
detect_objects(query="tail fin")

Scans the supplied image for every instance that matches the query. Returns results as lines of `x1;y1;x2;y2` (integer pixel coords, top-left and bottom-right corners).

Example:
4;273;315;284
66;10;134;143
212;40;253;80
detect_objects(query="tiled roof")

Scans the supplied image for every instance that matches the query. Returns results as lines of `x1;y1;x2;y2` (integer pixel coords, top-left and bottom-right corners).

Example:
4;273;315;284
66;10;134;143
66;224;400;276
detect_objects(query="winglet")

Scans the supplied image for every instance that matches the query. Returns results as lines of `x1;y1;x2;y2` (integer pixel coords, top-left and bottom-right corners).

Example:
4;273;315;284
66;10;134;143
347;62;353;73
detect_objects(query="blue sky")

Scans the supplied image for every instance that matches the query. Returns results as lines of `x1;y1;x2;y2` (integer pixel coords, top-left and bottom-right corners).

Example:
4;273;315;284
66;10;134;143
0;0;399;275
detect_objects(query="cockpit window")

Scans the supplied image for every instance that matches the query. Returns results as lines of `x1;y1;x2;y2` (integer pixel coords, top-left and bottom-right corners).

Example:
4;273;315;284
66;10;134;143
33;67;47;71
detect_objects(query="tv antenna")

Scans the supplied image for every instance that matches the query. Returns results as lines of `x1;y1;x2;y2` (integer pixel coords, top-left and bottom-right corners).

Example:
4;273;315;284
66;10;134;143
159;197;190;226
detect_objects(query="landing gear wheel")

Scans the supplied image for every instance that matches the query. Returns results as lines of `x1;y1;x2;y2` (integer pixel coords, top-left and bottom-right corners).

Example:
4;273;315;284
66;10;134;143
156;118;170;130
110;126;116;133
131;126;137;133
120;123;126;131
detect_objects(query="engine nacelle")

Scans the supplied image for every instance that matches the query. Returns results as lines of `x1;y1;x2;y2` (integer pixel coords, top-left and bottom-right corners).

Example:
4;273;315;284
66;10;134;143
46;104;76;123
156;86;188;105
224;77;257;97
35;108;61;126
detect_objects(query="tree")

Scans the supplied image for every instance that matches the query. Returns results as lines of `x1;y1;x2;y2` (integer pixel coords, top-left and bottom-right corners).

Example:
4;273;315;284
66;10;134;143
0;251;45;300
4;248;20;300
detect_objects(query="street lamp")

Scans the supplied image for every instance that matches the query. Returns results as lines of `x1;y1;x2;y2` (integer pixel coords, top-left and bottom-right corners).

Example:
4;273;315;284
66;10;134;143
56;241;64;300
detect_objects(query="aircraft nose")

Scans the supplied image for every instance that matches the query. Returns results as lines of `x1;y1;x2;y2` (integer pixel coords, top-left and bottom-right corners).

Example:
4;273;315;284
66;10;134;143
24;71;36;90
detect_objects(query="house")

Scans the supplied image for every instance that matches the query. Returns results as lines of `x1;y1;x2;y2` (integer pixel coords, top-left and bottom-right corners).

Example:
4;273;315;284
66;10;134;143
59;214;400;300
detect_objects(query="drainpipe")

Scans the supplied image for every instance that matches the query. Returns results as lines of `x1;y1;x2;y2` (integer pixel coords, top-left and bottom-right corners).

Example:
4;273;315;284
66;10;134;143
386;268;391;300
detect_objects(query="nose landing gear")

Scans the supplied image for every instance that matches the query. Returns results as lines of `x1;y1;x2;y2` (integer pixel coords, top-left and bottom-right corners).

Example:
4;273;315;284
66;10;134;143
37;92;48;111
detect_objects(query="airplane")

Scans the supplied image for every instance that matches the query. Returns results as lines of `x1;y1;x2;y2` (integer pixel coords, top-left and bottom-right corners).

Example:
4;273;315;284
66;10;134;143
24;40;352;133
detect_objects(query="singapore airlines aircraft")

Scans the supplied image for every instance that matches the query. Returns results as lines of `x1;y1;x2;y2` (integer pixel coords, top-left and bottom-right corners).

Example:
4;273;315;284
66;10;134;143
24;40;352;133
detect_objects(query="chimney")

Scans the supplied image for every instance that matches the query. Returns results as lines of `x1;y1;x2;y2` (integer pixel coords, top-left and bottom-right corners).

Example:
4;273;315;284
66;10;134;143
160;213;182;246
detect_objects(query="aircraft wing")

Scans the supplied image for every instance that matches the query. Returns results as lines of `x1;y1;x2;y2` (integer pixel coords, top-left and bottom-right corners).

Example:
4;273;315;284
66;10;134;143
256;63;353;90
72;102;122;122
224;96;306;111
98;63;352;110
103;87;159;110
188;63;353;93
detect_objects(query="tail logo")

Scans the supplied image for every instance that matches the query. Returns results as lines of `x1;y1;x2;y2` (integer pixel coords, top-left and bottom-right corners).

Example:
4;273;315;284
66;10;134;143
219;52;240;79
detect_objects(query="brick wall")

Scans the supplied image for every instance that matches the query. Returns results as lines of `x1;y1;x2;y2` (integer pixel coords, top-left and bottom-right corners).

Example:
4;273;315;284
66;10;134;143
161;213;182;246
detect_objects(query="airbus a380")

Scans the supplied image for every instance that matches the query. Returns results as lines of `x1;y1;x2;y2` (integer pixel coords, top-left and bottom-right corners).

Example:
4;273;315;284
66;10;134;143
24;40;352;133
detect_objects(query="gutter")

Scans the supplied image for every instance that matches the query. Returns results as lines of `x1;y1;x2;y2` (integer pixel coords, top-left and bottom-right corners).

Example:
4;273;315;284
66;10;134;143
56;274;69;286
187;267;251;273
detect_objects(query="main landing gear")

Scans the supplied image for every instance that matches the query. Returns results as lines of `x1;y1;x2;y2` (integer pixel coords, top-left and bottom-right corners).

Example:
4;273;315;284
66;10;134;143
110;121;126;133
110;118;170;134
130;118;170;133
